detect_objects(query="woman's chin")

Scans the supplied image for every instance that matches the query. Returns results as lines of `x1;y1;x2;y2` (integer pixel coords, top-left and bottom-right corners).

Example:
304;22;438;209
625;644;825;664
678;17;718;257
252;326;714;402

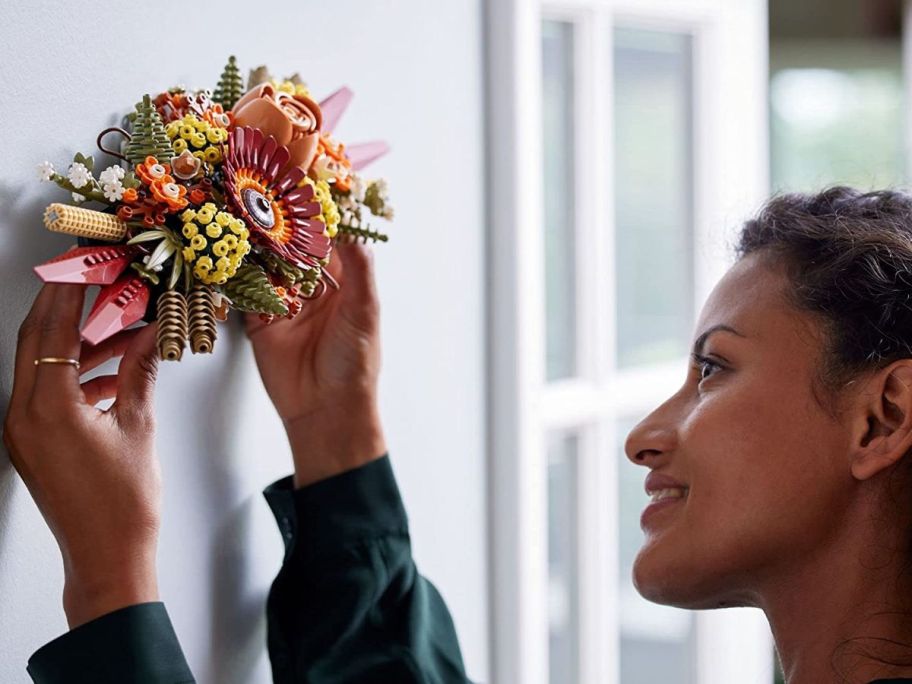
631;543;710;608
632;544;752;610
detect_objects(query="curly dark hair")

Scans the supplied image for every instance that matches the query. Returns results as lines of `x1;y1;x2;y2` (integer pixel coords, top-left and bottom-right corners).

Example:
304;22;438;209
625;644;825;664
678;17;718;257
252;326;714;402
736;186;912;415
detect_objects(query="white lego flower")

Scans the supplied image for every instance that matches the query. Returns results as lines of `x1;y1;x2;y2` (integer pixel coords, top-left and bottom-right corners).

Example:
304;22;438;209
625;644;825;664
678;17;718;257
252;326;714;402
98;165;125;186
71;192;86;203
67;162;92;189
349;175;367;202
36;161;55;182
102;180;125;202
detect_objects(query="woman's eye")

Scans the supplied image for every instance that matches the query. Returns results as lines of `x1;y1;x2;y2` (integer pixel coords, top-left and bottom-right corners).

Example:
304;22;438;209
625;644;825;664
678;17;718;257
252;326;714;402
691;354;723;383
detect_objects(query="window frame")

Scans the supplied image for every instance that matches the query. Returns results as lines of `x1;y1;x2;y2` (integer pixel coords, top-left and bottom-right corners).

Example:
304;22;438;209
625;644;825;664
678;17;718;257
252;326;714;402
486;0;774;683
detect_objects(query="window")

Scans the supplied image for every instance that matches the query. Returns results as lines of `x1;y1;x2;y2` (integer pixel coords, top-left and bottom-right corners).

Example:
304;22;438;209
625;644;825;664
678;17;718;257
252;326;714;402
487;1;773;683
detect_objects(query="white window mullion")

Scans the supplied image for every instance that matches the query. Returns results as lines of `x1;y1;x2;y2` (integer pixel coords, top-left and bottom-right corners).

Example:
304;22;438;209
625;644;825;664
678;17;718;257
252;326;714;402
578;420;621;684
487;0;550;683
589;6;623;668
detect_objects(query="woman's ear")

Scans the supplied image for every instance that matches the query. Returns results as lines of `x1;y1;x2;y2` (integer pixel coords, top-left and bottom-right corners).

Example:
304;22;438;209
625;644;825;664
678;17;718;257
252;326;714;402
849;360;912;481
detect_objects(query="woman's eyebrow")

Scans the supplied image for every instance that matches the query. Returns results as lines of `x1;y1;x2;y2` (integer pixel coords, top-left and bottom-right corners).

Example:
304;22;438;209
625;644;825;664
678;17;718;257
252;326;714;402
692;324;746;356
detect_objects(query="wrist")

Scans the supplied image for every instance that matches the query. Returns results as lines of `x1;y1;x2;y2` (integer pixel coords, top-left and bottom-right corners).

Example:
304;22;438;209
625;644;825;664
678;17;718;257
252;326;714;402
284;395;387;488
63;555;159;629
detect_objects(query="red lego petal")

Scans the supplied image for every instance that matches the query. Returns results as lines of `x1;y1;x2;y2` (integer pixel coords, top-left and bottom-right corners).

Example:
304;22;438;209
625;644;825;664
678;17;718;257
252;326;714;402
34;246;137;285
81;274;150;345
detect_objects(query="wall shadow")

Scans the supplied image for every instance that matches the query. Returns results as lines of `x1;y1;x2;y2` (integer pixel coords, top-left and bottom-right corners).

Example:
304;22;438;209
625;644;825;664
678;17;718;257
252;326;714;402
196;318;268;684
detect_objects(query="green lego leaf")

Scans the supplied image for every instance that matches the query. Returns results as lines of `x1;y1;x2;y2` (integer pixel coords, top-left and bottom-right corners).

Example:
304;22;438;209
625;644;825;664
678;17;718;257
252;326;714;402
122;171;141;189
123;94;174;166
218;263;288;315
73;152;94;172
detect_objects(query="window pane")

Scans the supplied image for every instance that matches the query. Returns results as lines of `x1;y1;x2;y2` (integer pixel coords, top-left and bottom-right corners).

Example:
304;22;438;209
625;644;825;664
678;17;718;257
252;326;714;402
542;20;578;381
613;28;694;369
617;415;696;683
547;430;579;684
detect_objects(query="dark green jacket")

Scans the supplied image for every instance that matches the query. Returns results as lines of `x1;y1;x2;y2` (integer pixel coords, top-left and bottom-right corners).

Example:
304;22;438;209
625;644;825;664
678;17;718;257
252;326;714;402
26;454;470;683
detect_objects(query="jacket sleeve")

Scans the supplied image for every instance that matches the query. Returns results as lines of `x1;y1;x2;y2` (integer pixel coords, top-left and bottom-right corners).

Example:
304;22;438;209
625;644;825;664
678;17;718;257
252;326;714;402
262;453;471;684
26;601;195;684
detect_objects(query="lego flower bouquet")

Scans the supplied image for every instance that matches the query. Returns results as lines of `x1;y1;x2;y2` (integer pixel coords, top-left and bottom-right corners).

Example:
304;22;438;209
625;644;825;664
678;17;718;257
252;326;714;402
35;56;393;360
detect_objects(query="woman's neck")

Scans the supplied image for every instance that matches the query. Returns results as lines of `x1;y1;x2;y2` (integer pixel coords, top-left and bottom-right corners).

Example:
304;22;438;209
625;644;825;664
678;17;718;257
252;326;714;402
759;499;912;684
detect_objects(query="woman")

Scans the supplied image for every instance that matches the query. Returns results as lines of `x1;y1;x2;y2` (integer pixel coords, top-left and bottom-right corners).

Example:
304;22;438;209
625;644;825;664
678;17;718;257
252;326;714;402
8;185;912;684
625;187;912;684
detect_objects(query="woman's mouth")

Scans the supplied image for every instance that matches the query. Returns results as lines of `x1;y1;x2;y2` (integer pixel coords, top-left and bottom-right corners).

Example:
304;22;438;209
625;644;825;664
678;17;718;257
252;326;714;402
640;487;688;529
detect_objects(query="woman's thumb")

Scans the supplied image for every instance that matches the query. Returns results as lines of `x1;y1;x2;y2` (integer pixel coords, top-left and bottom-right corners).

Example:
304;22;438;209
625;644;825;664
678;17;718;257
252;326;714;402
115;322;160;424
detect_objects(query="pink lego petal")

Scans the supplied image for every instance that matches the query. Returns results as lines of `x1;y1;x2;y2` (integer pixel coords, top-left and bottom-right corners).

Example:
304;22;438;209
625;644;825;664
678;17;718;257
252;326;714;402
318;87;354;135
34;246;137;285
81;275;150;345
346;141;390;171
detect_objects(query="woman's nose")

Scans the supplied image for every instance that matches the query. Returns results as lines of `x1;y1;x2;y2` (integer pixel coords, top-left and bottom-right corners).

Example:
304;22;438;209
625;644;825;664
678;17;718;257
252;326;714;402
624;406;678;467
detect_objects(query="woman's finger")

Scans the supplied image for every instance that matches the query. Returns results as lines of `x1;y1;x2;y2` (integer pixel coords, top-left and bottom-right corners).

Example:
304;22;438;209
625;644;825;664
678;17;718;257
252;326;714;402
111;323;159;426
78;327;142;375
10;283;66;412
80;375;118;406
31;284;88;408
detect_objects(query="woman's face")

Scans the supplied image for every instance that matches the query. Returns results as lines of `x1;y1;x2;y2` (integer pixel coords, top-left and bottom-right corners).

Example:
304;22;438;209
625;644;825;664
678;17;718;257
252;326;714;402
624;252;854;609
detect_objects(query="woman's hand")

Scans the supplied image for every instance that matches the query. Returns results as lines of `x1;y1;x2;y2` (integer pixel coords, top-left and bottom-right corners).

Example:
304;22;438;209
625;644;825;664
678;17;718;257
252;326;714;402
245;239;387;487
3;282;162;629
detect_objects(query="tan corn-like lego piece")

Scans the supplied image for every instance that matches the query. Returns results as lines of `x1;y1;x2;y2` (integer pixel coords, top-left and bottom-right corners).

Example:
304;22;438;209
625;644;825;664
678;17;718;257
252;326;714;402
188;285;217;354
43;203;128;242
156;291;188;361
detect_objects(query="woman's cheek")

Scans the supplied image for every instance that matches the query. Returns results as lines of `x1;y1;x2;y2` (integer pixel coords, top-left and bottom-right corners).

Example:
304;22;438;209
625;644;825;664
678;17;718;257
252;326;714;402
631;402;788;604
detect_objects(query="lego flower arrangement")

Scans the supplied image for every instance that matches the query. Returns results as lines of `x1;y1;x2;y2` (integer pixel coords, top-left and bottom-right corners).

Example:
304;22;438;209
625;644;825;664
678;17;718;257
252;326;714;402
35;56;394;360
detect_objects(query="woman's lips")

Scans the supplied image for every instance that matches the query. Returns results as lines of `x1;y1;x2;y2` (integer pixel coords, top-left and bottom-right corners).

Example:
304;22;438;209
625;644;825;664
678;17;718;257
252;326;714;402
640;488;687;530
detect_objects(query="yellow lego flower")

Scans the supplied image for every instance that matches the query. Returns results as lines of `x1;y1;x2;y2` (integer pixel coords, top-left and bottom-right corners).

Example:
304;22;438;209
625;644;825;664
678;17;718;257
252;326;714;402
180;205;252;285
196;206;215;224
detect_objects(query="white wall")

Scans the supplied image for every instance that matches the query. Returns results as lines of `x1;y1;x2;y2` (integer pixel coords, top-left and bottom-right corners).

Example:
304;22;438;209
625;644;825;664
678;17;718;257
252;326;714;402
0;2;489;682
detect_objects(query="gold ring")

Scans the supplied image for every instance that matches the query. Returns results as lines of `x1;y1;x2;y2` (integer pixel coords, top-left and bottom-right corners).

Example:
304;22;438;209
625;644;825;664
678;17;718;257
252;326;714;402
34;357;81;370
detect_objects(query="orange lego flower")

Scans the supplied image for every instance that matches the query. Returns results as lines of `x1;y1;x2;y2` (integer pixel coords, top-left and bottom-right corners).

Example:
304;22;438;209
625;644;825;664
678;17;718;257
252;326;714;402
135;156;173;185
149;178;188;212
